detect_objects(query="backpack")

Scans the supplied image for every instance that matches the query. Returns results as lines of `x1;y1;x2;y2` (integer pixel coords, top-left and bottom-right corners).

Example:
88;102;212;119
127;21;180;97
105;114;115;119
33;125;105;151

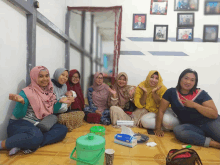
166;148;202;165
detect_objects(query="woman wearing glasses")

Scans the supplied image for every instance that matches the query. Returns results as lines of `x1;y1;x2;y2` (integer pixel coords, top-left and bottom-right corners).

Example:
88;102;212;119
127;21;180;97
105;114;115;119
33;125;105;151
84;72;111;125
54;69;85;131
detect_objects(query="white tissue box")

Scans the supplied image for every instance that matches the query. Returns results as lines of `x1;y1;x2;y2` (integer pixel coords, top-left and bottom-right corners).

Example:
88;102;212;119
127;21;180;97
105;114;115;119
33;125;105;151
117;120;134;126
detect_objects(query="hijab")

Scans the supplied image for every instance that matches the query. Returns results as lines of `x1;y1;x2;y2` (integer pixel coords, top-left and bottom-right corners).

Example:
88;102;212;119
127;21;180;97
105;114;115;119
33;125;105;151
51;68;68;88
23;66;57;119
112;72;133;108
92;72;110;112
51;68;68;99
136;70;167;113
66;69;84;110
143;70;166;94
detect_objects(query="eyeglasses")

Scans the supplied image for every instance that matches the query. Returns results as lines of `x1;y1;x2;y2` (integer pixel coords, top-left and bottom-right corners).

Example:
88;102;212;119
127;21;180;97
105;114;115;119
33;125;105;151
97;77;103;80
72;77;79;79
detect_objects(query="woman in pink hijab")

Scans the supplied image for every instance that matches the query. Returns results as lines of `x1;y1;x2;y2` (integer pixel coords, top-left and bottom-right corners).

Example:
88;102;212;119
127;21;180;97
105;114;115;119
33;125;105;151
0;66;69;156
84;72;111;125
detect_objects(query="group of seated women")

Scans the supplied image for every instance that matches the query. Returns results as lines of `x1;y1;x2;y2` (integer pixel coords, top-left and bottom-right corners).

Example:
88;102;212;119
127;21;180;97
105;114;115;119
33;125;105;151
0;66;220;156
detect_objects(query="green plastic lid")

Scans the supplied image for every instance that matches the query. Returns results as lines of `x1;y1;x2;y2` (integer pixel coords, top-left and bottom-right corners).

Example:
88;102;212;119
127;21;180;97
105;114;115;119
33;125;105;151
76;133;105;150
90;126;106;133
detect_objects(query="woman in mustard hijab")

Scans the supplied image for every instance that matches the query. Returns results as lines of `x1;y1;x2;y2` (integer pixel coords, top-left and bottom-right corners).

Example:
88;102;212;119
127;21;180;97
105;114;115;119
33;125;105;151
134;70;180;130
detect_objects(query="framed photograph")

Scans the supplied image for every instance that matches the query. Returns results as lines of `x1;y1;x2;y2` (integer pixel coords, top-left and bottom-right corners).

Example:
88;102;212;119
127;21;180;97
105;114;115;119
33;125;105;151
177;13;194;27
153;25;168;42
174;0;199;11
176;27;194;41
150;0;168;15
204;1;220;15
132;14;146;30
203;25;219;42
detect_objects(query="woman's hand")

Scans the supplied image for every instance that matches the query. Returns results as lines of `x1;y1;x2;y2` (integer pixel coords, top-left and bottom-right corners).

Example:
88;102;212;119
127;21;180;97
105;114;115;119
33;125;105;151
154;129;164;137
152;86;162;93
129;86;136;97
180;96;196;108
95;110;102;116
108;88;117;98
9;94;24;104
138;85;147;94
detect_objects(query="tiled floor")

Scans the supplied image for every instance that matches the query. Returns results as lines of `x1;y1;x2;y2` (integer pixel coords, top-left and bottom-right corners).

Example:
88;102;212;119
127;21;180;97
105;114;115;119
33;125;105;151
0;122;220;165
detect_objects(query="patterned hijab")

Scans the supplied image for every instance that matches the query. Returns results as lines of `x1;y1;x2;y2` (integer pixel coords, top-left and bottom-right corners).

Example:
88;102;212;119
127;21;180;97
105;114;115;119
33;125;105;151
66;69;84;110
23;66;57;119
112;72;133;108
92;72;110;112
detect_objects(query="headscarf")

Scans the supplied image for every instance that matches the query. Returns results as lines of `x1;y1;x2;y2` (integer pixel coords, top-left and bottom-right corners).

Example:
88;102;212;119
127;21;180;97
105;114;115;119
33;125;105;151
51;68;68;99
143;70;166;93
134;70;167;113
23;66;57;119
92;72;110;112
66;69;84;110
112;72;133;108
51;68;68;88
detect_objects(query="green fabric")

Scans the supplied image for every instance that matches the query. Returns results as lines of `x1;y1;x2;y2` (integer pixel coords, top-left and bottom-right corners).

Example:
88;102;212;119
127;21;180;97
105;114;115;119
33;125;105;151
12;90;62;119
12;90;29;119
53;101;62;113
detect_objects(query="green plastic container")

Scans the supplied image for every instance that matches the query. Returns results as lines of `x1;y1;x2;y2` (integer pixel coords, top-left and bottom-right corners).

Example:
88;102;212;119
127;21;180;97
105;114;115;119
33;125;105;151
90;126;106;138
70;133;105;165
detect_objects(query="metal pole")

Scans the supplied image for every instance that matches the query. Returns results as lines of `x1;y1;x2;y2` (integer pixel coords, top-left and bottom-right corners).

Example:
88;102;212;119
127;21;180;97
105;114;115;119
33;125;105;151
95;27;99;72
90;14;94;85
65;10;71;70
80;11;86;92
26;0;37;85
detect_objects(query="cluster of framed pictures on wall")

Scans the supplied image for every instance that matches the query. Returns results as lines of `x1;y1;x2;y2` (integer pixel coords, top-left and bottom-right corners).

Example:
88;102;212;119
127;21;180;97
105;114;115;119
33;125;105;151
149;0;220;14
176;13;194;41
132;0;220;42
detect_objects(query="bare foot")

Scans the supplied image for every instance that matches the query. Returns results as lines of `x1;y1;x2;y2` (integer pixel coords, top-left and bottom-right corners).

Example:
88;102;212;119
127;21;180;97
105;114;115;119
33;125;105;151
1;140;6;149
209;140;220;149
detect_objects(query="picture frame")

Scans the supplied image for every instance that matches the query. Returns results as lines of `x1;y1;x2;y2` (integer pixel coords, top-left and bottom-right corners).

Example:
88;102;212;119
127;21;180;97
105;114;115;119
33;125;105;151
174;0;199;11
203;25;219;42
132;14;147;30
204;1;220;15
176;27;194;41
150;0;168;15
153;25;169;42
177;13;194;27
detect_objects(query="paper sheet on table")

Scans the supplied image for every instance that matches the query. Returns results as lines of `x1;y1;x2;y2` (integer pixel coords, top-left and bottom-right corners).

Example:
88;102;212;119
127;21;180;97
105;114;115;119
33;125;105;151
121;126;134;136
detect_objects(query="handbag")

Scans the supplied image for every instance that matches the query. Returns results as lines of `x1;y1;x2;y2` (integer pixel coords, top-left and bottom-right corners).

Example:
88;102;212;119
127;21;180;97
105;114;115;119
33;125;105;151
166;148;202;165
86;113;101;124
124;101;137;112
36;114;58;133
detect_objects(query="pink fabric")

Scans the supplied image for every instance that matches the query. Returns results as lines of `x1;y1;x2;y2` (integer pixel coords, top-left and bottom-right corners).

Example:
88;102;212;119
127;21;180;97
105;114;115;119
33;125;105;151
113;72;131;107
23;66;57;119
92;72;110;112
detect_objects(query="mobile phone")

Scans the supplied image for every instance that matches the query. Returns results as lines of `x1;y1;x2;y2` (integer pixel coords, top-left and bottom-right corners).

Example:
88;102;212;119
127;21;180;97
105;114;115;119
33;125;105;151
147;129;155;135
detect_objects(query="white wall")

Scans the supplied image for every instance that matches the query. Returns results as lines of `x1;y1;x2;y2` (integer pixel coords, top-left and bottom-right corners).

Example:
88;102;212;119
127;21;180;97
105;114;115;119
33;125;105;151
36;23;65;75
70;47;81;72
69;11;82;46
37;0;67;32
103;41;114;54
67;0;220;112
0;0;27;140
